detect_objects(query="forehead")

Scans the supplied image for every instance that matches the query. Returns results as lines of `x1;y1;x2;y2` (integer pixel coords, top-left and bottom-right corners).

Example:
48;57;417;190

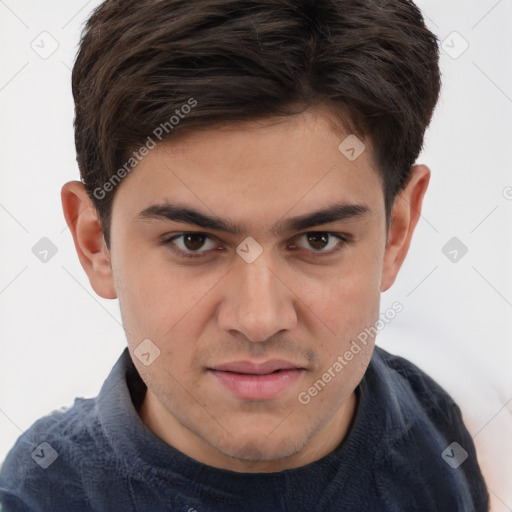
111;109;384;229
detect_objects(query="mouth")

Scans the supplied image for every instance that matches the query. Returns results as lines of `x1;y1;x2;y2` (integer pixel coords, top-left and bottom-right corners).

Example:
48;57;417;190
207;360;306;401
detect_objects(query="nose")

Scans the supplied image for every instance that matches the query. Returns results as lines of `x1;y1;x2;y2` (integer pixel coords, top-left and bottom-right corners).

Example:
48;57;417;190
217;255;298;343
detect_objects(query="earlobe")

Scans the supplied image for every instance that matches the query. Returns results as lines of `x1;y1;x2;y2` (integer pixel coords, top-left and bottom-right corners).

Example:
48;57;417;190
380;165;430;292
61;181;117;299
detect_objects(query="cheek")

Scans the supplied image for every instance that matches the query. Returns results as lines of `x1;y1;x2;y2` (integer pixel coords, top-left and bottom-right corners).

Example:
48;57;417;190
296;273;378;409
113;246;225;349
298;254;382;342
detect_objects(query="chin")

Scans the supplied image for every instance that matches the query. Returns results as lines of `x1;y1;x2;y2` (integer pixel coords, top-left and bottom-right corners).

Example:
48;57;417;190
214;431;306;466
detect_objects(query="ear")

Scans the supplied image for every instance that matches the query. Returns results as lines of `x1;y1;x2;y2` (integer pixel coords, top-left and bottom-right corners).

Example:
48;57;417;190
381;164;430;292
61;181;117;299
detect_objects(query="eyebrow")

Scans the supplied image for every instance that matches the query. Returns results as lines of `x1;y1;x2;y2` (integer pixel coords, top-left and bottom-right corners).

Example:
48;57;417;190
136;201;371;236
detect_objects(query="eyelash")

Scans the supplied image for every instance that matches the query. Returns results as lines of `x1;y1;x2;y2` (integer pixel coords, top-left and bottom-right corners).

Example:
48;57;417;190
159;232;350;259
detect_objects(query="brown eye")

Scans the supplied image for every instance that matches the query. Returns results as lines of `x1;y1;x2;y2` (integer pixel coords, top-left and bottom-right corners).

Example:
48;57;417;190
182;233;207;251
162;232;218;257
307;233;330;250
292;232;346;254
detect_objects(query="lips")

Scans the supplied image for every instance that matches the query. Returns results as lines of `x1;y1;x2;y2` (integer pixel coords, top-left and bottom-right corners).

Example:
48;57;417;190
208;360;305;400
211;360;302;375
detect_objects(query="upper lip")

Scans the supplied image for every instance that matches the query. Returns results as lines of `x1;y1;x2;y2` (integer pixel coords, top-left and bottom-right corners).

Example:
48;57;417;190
209;360;304;375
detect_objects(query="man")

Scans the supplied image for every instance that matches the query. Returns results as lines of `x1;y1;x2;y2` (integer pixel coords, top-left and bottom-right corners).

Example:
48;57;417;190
0;0;489;510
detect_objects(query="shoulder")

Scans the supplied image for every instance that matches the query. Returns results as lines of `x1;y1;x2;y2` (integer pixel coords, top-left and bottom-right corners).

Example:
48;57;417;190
367;346;489;511
371;346;459;415
0;396;106;511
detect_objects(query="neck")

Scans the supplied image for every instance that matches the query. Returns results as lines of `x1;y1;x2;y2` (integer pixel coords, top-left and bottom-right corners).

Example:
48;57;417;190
139;390;357;473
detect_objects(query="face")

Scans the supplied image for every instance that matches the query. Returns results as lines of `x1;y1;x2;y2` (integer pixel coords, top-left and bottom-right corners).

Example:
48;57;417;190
106;109;389;471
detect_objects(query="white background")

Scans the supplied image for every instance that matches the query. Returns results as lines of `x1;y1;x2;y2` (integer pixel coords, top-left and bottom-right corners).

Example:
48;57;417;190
0;0;511;509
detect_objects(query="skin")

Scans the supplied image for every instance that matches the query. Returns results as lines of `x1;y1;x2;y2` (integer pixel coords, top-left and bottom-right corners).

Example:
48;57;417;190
61;107;429;473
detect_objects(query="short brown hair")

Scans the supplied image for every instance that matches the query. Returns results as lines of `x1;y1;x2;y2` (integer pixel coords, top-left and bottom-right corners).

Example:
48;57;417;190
72;0;441;247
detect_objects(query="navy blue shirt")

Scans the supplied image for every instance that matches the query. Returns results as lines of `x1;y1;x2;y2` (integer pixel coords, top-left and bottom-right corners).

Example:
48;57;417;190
0;346;489;511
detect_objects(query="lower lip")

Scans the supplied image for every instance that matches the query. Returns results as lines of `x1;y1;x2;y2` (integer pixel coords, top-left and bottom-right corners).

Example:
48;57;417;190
209;369;304;400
